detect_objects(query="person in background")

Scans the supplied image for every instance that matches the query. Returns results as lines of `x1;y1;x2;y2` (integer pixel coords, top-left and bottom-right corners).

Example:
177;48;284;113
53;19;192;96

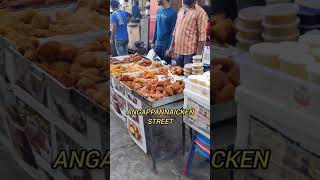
132;0;142;19
145;0;150;16
123;0;131;12
110;0;132;56
151;0;177;64
166;0;208;67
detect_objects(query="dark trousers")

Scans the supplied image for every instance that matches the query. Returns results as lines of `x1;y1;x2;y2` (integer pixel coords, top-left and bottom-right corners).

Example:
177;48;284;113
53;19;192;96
154;45;171;64
175;54;196;67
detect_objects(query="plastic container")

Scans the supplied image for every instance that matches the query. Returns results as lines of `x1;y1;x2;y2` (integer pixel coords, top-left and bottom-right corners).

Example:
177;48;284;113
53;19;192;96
311;48;320;63
249;42;281;69
192;55;202;63
236;34;262;51
279;41;310;54
262;31;299;42
184;78;210;98
184;63;193;72
192;62;204;69
307;63;320;85
279;53;315;80
236;21;262;40
263;3;299;25
192;72;203;75
299;34;320;49
238;6;264;29
263;18;300;36
188;75;200;83
235;53;320;117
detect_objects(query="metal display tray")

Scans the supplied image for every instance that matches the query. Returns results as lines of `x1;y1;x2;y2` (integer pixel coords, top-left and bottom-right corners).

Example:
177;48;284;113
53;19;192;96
71;83;108;125
112;75;184;108
5;43;48;105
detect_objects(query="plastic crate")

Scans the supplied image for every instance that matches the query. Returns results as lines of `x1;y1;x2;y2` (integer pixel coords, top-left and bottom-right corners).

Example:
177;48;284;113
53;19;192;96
235;53;320;117
184;78;210;98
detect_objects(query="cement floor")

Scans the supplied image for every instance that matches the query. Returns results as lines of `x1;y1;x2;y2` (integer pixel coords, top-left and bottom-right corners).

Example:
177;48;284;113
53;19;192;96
110;110;210;180
0;144;33;180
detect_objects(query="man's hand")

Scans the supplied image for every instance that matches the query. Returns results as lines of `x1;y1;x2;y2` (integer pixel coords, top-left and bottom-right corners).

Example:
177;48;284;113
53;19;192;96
151;43;155;49
110;39;114;46
165;48;173;57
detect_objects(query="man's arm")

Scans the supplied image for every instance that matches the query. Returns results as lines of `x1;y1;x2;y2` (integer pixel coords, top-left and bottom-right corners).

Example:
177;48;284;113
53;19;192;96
196;11;209;55
111;23;116;45
110;14;117;45
168;11;177;50
151;10;159;48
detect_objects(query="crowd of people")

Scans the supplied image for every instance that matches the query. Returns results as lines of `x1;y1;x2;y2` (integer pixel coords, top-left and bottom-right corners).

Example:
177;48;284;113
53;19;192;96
110;0;209;67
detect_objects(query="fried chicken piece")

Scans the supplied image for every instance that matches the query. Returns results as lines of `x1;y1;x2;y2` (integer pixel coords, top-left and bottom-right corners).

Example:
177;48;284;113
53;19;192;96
31;14;50;29
59;44;79;63
37;41;61;63
76;77;96;90
50;61;71;74
74;52;97;67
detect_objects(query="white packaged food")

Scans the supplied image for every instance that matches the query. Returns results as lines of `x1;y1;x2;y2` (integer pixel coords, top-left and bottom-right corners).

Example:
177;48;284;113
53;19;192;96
279;53;315;80
238;6;264;29
307;63;320;85
263;3;299;25
250;42;281;69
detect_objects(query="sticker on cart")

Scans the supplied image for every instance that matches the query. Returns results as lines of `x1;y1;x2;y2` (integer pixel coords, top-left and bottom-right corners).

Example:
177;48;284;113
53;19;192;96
56;128;93;180
293;85;310;107
52;97;88;136
127;102;142;124
127;119;147;153
114;81;126;96
25;112;52;163
115;93;127;116
126;91;142;108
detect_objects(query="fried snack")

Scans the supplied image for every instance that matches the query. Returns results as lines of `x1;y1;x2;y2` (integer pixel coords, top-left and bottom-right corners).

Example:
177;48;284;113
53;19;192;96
213;70;228;90
59;44;79;63
81;41;104;52
31;28;51;38
165;86;174;96
36;41;61;63
95;58;106;68
55;9;72;20
50;61;71;74
228;65;240;86
31;14;50;29
16;9;37;24
74;52;97;67
24;49;37;61
216;83;235;103
70;62;83;73
213;58;235;72
77;77;96;90
80;68;99;76
138;59;152;66
85;88;97;97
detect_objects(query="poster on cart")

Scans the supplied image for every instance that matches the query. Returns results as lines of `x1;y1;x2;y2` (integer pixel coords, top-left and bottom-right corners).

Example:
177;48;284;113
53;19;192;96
126;102;147;153
56;128;93;180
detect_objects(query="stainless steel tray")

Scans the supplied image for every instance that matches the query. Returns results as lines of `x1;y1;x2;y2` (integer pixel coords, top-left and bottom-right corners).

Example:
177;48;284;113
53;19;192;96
71;89;108;125
113;76;184;108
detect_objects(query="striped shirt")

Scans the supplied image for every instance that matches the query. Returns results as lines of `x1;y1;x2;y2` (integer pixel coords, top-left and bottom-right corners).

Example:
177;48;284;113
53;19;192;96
173;3;208;55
